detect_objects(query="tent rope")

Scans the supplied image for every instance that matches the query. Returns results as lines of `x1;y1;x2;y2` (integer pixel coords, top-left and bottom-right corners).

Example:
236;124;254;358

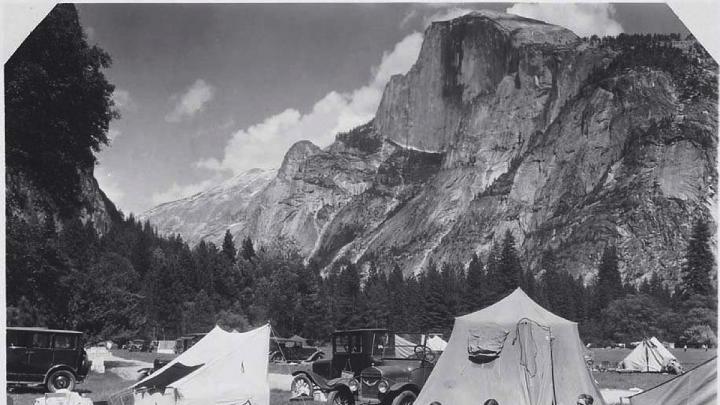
269;324;288;362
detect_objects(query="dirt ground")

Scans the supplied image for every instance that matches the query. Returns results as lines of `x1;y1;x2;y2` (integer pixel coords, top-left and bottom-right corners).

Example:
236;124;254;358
7;348;715;405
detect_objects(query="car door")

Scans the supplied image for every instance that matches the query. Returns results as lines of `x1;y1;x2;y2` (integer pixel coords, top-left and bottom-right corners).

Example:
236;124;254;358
7;330;31;380
52;334;79;370
27;332;54;378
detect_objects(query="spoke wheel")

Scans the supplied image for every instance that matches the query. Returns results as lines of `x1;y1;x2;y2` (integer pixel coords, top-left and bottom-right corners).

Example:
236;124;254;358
291;375;313;397
391;391;417;405
327;390;354;405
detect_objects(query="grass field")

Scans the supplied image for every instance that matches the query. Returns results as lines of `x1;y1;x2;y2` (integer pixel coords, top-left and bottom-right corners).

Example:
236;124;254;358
7;348;716;405
590;347;715;390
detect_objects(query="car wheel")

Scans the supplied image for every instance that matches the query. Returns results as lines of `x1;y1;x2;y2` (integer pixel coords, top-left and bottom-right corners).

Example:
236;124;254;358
291;375;314;397
47;370;76;392
327;390;354;405
391;391;417;405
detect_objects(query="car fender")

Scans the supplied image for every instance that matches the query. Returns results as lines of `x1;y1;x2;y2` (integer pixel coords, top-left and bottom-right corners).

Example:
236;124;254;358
326;377;354;391
44;364;78;384
388;382;419;395
291;370;331;390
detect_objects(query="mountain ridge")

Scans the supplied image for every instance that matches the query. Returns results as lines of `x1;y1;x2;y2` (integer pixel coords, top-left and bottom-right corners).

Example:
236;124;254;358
142;11;718;285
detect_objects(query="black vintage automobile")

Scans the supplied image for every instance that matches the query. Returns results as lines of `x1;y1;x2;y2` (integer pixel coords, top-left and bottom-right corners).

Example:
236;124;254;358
7;327;92;392
291;329;442;405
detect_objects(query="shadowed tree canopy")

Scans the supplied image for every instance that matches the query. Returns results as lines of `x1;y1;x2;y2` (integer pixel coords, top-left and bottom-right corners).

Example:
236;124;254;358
5;4;117;212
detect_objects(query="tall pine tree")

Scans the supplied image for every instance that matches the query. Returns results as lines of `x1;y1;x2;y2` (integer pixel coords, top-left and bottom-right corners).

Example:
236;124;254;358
594;245;623;314
681;219;714;298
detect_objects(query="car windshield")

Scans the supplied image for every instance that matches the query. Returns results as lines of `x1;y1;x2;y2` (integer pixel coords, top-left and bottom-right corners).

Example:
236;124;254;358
373;333;427;359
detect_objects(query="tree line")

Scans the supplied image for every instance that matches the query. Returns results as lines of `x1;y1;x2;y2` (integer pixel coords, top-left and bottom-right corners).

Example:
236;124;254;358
8;212;716;348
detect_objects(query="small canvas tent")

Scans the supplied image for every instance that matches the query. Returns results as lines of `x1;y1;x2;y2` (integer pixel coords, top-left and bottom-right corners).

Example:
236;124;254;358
426;335;447;351
156;340;176;354
630;356;716;405
618;337;680;373
133;324;270;405
415;288;605;405
288;335;308;346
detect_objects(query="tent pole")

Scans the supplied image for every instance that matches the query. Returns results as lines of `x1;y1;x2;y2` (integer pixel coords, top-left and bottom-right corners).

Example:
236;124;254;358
270;324;288;362
549;331;558;405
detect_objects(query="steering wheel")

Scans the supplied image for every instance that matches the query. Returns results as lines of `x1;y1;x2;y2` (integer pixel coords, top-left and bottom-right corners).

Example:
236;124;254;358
413;345;436;363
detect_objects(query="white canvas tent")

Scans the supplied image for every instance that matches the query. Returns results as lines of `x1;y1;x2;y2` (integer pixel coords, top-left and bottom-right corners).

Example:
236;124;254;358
426;335;447;351
415;288;605;405
618;337;679;373
132;324;270;405
156;340;176;354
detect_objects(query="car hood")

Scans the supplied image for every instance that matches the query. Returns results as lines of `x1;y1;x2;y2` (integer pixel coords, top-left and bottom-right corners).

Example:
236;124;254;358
362;359;423;379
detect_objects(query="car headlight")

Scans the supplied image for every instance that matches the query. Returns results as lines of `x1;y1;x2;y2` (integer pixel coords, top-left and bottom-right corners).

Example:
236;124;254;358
348;379;359;392
378;380;389;393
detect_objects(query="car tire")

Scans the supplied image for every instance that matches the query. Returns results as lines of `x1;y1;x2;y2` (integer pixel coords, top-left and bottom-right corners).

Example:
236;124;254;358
327;390;354;405
291;375;314;398
46;370;76;392
391;391;417;405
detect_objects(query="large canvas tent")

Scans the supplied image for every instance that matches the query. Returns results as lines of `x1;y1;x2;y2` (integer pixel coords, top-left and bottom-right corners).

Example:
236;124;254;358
630;356;716;405
618;337;680;373
415;288;605;405
132;324;270;405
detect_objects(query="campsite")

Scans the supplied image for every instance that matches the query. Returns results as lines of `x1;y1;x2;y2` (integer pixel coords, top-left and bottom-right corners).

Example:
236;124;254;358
7;291;717;405
7;336;716;405
4;3;718;405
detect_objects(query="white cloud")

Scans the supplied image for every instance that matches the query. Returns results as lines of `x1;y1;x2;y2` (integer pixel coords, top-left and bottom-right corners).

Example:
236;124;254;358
95;166;125;203
151;178;219;206
400;9;418;28
506;3;624;37
195;32;424;176
165;79;215;123
112;88;136;113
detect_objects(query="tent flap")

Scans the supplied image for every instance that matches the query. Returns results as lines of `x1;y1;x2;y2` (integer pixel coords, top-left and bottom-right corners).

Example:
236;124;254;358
136;363;204;389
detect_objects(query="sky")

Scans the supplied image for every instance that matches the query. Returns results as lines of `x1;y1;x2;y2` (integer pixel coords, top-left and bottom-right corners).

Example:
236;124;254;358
75;3;690;215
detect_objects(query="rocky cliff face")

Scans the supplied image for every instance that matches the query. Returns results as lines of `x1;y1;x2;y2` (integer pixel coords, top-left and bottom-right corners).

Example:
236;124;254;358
144;11;717;284
6;167;119;234
140;168;276;244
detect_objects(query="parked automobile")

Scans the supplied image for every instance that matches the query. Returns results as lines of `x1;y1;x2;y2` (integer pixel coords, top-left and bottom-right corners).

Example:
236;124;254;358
291;329;442;405
270;337;325;363
7;327;92;392
128;339;149;352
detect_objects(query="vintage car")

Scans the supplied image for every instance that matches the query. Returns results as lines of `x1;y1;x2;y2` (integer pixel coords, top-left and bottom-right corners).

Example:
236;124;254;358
127;339;149;352
291;329;442;405
270;337;325;363
7;327;92;392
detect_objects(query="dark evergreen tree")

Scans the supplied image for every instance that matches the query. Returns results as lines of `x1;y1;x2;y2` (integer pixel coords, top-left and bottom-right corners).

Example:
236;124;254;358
681;219;715;298
594;245;623;314
363;262;390;328
420;260;451;332
387;264;409;330
484;241;504;306
221;230;237;263
497;231;523;294
241;237;256;263
462;254;485;313
334;261;364;329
